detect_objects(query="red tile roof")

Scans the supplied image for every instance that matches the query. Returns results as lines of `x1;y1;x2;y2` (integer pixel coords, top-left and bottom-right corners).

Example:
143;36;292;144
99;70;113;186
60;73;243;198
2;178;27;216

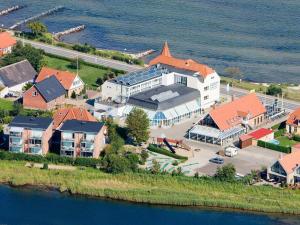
0;32;17;49
279;150;300;174
149;42;215;78
286;107;300;125
209;93;266;131
248;128;273;140
53;107;97;129
36;67;76;90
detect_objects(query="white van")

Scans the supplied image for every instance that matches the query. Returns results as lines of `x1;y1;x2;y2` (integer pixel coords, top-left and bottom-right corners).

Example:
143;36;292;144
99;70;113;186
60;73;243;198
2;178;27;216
224;146;238;157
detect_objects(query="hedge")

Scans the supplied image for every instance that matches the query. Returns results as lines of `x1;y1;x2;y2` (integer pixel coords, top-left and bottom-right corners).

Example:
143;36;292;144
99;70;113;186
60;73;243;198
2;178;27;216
257;140;291;153
0;151;102;167
293;135;300;142
148;144;188;161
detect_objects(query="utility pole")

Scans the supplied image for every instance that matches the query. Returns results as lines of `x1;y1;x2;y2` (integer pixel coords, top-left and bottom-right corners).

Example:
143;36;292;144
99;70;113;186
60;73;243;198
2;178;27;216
76;55;79;75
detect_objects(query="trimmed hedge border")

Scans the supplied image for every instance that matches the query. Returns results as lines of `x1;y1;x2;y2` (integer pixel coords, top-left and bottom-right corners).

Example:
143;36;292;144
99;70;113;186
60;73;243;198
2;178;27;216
257;140;291;153
293;135;300;142
274;129;285;138
0;151;102;168
148;144;188;161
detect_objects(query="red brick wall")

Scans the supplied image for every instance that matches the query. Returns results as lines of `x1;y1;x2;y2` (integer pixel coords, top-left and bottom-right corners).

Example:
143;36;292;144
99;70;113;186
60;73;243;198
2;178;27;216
23;86;48;110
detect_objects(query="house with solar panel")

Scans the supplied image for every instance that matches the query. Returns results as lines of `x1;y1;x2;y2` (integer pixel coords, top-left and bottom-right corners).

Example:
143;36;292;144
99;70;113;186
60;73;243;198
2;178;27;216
98;42;220;127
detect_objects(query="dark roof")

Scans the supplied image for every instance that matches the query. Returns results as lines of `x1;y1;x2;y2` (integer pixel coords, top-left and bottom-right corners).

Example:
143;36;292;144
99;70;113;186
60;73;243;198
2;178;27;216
35;76;66;102
127;84;200;111
109;64;168;87
60;120;104;133
9;116;53;130
0;60;37;88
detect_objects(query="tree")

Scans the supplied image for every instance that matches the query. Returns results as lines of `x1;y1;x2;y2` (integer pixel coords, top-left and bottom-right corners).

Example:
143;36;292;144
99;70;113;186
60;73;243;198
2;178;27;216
27;21;48;37
96;77;104;86
126;108;150;144
22;83;33;91
71;91;76;99
224;67;243;81
103;153;131;174
0;42;45;71
267;84;282;96
151;159;160;174
214;164;236;182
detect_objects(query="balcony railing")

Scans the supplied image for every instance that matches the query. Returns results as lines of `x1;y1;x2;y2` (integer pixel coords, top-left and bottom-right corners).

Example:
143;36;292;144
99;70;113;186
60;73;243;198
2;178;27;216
10;132;22;137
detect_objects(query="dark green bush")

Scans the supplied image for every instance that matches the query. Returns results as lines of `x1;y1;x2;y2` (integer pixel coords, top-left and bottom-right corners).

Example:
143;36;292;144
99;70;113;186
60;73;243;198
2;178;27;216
293;135;300;142
257;140;291;153
148;144;188;160
274;129;285;138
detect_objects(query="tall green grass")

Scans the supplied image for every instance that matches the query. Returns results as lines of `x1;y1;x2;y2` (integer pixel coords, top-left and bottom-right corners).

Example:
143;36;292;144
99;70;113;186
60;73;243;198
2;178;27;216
0;160;299;214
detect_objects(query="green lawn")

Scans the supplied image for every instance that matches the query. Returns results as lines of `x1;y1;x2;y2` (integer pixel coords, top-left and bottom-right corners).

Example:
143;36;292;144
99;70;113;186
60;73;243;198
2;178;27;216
43;55;110;88
0;98;14;111
0;160;300;214
276;136;299;147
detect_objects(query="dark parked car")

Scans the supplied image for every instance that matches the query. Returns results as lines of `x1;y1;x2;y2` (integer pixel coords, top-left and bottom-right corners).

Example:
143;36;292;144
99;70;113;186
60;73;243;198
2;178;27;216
209;157;224;164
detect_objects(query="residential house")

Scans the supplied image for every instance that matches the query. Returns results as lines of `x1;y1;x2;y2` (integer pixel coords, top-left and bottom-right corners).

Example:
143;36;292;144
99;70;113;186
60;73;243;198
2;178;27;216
188;93;266;145
8;116;53;155
23;76;66;110
239;128;274;148
286;108;300;135
60;120;106;158
0;60;37;97
36;67;84;97
0;32;16;56
267;150;300;184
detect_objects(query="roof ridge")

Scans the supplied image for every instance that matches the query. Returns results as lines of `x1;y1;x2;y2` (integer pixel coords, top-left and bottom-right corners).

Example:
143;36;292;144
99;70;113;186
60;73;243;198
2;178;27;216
0;59;29;70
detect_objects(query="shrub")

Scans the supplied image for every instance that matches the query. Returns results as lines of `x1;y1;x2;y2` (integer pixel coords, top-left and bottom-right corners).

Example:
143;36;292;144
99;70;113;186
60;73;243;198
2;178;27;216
257;140;291;153
71;91;76;99
42;163;48;170
293;135;300;142
214;164;236;182
151;159;160;174
148;144;188;160
274;129;285;138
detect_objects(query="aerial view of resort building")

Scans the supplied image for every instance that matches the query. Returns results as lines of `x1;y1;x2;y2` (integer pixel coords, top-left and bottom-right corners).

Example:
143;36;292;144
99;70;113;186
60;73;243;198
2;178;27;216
0;1;299;225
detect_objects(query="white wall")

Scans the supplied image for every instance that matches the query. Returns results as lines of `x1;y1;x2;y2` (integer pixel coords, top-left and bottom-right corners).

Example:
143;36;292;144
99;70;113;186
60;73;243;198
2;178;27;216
70;75;84;89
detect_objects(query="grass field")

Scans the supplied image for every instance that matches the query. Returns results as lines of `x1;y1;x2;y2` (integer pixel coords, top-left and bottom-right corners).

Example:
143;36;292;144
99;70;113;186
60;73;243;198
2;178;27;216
43;55;110;88
1;160;300;215
276;136;299;147
0;99;14;111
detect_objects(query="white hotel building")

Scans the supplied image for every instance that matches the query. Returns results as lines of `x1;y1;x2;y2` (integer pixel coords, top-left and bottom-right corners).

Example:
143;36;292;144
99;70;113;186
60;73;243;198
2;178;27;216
99;42;220;127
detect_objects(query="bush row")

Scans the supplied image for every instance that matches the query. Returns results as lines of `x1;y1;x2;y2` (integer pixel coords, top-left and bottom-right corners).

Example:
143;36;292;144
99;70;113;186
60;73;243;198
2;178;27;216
148;144;188;160
257;140;291;153
274;129;285;138
0;151;102;168
293;135;300;142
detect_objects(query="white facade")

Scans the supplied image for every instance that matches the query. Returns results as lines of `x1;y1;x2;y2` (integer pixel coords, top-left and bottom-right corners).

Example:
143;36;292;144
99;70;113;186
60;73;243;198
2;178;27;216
0;80;33;98
101;68;220;110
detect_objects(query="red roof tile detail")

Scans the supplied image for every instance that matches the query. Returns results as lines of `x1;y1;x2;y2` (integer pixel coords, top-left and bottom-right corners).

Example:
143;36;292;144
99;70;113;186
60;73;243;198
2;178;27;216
36;67;76;90
149;42;215;78
248;128;273;140
0;32;17;49
53;107;96;129
279;150;300;174
286;107;300;125
209;93;266;131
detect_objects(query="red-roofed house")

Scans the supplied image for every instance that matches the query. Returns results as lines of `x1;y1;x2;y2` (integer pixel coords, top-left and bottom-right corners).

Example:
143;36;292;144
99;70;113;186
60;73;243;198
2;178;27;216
0;32;17;56
286;108;300;135
268;150;300;184
239;128;274;148
189;93;266;145
53;107;97;129
36;67;84;97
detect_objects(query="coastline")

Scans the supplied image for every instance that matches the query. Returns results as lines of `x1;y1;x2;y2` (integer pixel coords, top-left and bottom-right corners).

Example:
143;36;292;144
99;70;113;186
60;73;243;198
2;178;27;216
1;160;300;216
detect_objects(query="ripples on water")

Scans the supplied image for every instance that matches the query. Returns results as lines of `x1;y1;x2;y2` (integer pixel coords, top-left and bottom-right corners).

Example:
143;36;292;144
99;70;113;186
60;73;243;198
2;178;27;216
0;0;299;83
0;185;299;225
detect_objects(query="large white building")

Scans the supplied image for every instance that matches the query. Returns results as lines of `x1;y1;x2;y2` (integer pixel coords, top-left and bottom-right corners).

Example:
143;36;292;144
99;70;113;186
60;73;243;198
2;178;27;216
99;42;220;126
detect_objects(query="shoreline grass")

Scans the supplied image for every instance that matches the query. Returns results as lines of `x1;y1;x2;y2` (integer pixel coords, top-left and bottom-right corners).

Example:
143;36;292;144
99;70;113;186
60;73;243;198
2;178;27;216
1;160;300;215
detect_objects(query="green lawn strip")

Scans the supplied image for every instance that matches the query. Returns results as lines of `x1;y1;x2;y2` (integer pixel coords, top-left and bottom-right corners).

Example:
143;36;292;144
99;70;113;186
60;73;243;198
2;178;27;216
43;55;110;88
276;136;299;147
0;99;14;111
1;160;300;214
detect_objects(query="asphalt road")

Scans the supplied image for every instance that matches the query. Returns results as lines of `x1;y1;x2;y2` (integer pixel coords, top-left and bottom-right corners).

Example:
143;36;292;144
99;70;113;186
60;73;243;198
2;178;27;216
20;38;299;111
19;38;142;72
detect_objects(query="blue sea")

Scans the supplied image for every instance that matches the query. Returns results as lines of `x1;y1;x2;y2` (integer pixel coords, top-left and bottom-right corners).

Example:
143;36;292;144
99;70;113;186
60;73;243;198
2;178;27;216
0;185;299;225
0;0;300;83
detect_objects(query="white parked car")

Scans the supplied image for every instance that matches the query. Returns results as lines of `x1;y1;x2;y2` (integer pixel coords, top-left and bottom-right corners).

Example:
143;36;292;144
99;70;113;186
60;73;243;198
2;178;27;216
224;146;238;157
